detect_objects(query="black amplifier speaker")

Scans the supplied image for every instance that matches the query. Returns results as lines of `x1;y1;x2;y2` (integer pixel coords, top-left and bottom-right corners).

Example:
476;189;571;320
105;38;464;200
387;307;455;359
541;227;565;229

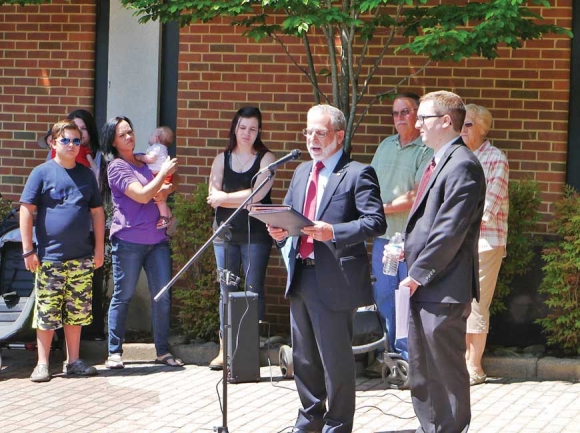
227;291;260;383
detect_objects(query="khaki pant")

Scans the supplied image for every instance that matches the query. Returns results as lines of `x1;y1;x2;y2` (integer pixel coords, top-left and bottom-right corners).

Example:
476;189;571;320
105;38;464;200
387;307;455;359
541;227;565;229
467;247;504;334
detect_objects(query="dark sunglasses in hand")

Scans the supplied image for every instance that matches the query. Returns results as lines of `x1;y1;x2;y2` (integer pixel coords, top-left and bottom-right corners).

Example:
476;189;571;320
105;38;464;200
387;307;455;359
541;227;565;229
57;137;82;146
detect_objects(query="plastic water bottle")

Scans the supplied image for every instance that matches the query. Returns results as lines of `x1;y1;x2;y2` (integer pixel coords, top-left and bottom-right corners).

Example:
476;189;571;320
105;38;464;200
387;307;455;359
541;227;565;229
383;232;403;276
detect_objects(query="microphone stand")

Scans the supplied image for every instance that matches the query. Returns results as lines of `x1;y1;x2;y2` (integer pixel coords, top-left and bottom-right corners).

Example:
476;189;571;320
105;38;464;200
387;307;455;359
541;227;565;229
154;171;275;433
216;225;236;433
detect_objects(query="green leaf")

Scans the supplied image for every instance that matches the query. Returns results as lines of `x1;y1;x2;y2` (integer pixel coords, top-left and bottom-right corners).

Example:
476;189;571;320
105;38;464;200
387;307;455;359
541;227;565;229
170;185;220;342
120;0;572;174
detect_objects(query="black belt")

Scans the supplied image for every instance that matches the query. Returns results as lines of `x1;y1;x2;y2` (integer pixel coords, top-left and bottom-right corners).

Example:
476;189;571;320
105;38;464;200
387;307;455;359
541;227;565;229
296;258;315;267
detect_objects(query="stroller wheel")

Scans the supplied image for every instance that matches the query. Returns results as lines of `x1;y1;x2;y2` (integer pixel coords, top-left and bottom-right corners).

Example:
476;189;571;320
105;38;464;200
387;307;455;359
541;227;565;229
384;358;410;390
394;359;410;389
279;345;294;379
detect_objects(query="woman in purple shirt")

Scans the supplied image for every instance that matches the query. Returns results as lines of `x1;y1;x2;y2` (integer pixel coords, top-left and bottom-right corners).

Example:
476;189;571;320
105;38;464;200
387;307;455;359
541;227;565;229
101;116;182;368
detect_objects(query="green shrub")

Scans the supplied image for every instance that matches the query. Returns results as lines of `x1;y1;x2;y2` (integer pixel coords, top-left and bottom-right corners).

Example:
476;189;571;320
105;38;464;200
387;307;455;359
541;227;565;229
491;180;541;315
537;186;580;355
0;193;13;219
170;185;220;342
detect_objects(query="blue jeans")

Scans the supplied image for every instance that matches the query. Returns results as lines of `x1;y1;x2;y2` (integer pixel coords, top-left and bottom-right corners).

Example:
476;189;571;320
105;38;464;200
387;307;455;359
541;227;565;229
108;237;172;357
372;238;409;360
213;241;271;328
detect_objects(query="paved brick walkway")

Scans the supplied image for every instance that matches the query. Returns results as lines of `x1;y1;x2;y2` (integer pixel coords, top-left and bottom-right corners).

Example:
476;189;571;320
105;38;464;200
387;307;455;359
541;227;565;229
1;348;579;432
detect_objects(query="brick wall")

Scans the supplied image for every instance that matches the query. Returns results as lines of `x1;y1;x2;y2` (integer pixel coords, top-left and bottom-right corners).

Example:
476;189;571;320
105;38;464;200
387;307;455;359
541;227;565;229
0;1;572;332
0;1;96;200
175;4;572;330
176;5;571;227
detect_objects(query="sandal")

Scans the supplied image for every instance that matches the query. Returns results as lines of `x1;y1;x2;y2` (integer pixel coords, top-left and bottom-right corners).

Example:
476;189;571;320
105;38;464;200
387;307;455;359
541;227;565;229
155;353;184;367
156;216;173;230
469;372;487;386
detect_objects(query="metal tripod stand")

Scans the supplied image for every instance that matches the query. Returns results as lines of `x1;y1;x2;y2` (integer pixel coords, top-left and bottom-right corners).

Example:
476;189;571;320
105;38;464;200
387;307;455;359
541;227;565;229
214;225;239;433
153;171;274;433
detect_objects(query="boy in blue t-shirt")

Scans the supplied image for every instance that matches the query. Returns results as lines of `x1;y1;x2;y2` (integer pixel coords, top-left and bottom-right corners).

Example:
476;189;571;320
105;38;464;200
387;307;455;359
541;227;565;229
20;120;105;382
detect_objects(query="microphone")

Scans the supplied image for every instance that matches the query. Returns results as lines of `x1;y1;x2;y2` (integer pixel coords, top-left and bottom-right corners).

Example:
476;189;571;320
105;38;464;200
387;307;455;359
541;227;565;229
257;149;302;175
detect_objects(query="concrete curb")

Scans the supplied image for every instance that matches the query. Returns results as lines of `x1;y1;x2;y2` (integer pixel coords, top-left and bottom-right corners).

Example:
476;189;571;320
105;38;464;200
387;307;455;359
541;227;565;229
172;343;281;367
172;342;217;365
80;341;157;363
538;357;580;381
483;355;580;381
81;342;580;382
80;340;280;367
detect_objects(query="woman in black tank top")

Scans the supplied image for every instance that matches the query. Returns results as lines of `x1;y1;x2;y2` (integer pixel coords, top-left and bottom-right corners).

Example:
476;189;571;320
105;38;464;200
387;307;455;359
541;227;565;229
206;107;276;370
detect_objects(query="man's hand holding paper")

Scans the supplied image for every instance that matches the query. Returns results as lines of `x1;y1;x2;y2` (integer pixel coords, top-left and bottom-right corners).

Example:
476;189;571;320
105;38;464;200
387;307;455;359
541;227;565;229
301;221;334;242
267;224;288;242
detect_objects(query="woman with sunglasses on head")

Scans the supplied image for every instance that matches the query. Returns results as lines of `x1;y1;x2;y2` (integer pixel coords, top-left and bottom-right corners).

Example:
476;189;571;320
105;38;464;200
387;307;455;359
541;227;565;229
65;110;105;187
64;110;108;341
461;104;509;386
101;116;182;369
48;110;99;177
206;106;276;370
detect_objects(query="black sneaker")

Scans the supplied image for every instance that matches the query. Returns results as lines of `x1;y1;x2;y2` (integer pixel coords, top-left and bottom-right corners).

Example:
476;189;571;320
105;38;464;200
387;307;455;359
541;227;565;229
63;359;98;376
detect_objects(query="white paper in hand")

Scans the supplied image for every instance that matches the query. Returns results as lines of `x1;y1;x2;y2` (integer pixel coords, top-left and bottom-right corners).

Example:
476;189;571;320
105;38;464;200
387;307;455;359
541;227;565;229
395;285;411;340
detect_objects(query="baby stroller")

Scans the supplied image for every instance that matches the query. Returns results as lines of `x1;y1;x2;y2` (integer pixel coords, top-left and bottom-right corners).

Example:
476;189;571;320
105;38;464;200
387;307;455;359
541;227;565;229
278;305;410;389
0;206;37;369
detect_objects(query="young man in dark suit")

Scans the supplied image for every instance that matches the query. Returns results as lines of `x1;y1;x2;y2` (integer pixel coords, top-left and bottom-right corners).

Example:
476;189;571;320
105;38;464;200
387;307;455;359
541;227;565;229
397;91;486;433
268;104;386;433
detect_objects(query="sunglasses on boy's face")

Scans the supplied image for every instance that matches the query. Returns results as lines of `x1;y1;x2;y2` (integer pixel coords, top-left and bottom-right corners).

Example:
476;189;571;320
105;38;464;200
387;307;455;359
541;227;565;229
56;137;82;146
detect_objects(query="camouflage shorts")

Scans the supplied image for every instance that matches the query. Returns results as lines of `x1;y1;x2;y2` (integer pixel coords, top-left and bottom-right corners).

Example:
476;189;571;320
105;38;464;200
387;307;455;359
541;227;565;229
33;257;94;330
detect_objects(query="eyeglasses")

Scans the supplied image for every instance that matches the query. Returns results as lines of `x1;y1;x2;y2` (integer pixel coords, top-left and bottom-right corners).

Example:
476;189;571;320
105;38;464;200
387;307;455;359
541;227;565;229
392;108;416;118
302;128;332;138
416;114;445;126
463;122;474;128
56;137;82;146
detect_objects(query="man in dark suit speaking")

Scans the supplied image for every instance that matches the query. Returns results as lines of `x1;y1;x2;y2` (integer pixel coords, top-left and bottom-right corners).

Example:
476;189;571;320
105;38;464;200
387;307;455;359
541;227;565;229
397;91;485;433
268;104;386;433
